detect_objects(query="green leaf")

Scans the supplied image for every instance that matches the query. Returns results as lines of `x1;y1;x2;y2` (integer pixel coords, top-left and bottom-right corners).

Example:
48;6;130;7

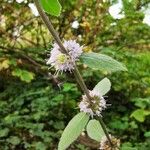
80;52;127;72
39;0;62;16
20;70;34;83
12;68;22;76
34;142;47;150
131;97;150;109
86;119;105;142
110;120;129;130
130;109;150;122
12;69;34;83
7;136;21;145
93;77;111;96
58;112;89;150
0;128;9;138
121;142;137;150
0;59;9;70
144;131;150;137
63;83;77;92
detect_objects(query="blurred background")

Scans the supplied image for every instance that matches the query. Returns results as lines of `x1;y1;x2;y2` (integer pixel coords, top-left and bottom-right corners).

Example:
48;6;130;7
0;0;150;149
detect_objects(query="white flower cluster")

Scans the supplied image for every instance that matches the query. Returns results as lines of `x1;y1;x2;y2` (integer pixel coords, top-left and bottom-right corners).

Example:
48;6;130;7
47;40;83;72
100;134;120;150
79;90;107;117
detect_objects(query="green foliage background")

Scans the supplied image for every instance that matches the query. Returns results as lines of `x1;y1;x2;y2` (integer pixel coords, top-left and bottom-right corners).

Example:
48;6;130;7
0;0;150;149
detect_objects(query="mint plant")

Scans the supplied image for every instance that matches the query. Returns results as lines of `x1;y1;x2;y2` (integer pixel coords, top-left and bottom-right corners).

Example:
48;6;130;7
33;0;127;149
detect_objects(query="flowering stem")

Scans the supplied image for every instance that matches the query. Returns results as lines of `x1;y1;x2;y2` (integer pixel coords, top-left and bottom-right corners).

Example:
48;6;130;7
33;0;113;148
73;65;92;103
34;0;67;54
97;116;114;149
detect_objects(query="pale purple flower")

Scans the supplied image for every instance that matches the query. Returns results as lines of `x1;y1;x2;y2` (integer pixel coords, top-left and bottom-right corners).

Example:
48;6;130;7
100;134;120;150
47;40;83;72
79;90;107;117
63;40;83;61
100;134;111;150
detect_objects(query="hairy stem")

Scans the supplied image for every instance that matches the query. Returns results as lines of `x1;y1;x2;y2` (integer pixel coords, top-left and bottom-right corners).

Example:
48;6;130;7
34;0;113;147
73;65;92;102
34;0;91;102
34;0;66;54
98;117;114;149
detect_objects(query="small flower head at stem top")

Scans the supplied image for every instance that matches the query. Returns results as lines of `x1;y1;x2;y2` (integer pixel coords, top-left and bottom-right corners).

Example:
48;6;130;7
46;40;83;72
99;134;120;150
79;90;107;118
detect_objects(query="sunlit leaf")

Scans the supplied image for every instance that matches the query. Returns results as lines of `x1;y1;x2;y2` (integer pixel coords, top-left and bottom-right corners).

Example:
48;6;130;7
20;70;34;83
130;109;150;122
0;59;9;70
12;69;34;83
40;0;62;16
